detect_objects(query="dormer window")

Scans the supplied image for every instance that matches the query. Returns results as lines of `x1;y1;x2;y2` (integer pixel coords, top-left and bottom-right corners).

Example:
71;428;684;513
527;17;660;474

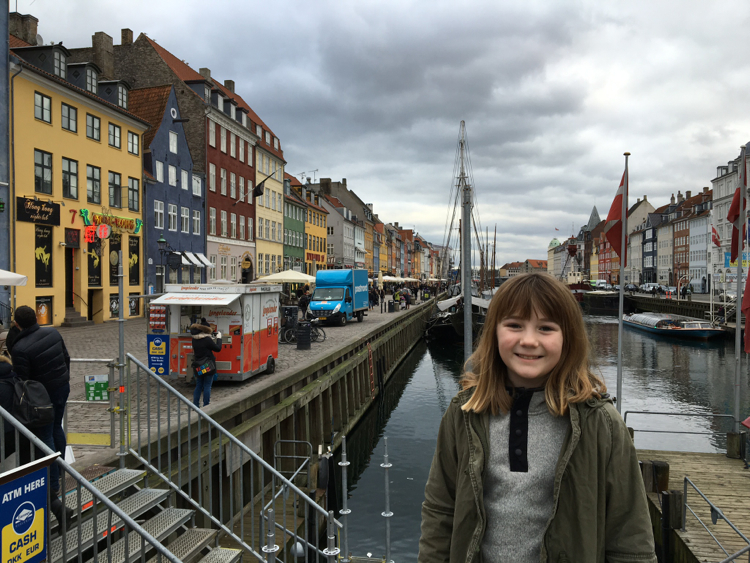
230;105;236;120
53;51;66;79
204;85;210;101
256;124;262;137
118;85;128;109
265;131;270;145
86;68;97;94
273;137;279;150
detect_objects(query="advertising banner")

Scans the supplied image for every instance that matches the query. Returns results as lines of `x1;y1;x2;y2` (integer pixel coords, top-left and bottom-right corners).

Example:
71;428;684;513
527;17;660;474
147;334;169;375
0;463;51;563
35;297;52;326
16;196;60;225
129;236;140;286
34;225;53;288
88;241;101;287
724;252;750;268
109;235;121;287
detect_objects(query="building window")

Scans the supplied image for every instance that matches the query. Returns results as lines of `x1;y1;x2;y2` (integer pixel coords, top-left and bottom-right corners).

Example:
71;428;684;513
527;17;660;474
193;210;200;235
220;126;226;152
239;177;245;201
86;114;100;140
209;207;216;235
86;68;97;94
265;219;270;240
181;169;188;191
168;204;177;231
248;218;253;241
34;149;52;194
61;103;77;133
256;124;262;138
181;207;189;233
208;120;215;147
258;217;263;239
209;255;216;280
271;221;276;241
221;210;227;237
266;254;270;274
273;137;279;150
208;163;216;192
240;216;245;240
230;173;236;198
34;92;51;123
62;158;78;199
128;177;139;211
220;168;226;195
87;165;101;203
109;171;121;208
155;160;164;183
231;213;236;238
265;131;270;145
230;133;236;158
169;131;178;154
127;131;139;155
230;257;237;281
169;165;177;187
154;200;164;229
108;123;121;148
53;50;66;78
239;140;244;162
118;85;128;109
220;256;228;280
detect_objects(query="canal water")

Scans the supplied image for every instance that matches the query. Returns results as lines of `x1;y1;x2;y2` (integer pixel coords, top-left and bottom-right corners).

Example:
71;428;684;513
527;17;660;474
338;315;750;561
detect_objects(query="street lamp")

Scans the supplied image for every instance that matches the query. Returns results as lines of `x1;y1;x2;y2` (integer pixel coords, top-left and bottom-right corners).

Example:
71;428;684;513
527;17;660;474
157;235;173;292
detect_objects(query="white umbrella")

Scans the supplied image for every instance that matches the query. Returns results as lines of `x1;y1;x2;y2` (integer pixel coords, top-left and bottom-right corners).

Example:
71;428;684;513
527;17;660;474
251;269;316;284
0;269;27;286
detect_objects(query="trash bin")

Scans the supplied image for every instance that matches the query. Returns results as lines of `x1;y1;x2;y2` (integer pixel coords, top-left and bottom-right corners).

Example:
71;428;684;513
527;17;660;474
282;306;298;324
388;300;395;313
296;321;311;350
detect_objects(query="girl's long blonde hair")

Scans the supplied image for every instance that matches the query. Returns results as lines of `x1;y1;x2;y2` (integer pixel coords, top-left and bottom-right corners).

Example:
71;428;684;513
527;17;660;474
460;273;606;416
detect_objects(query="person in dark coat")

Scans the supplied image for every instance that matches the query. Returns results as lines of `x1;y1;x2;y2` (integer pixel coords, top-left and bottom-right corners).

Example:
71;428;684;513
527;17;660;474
11;306;70;494
298;290;311;319
191;321;222;408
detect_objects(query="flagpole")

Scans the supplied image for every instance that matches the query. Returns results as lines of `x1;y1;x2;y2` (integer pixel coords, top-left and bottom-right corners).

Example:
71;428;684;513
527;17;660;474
616;152;629;414
734;145;746;434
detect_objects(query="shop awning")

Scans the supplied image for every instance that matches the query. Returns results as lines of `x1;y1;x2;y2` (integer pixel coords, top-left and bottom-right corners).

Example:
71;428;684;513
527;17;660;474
150;293;241;306
176;252;191;266
183;251;204;268
195;253;213;267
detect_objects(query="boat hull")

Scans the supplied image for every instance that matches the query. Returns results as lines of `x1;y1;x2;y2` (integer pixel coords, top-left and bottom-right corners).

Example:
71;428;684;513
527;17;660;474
622;319;725;341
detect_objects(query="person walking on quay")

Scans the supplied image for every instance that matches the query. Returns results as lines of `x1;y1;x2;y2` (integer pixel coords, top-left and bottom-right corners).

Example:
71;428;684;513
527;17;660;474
299;289;311;319
379;287;386;310
190;319;222;408
419;273;656;563
404;289;411;310
10;305;73;526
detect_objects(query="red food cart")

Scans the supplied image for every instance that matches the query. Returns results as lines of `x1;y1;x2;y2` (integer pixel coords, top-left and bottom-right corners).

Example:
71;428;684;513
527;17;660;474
147;283;280;381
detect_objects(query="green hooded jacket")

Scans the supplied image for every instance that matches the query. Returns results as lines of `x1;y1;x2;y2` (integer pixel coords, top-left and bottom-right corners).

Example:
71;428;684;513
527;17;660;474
418;388;657;563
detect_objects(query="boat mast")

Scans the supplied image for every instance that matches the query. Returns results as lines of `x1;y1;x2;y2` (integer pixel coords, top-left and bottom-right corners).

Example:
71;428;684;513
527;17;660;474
460;121;473;363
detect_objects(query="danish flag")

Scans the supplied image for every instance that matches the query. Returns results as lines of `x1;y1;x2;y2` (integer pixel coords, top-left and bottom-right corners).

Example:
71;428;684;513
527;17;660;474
727;145;747;262
604;170;627;266
712;225;721;247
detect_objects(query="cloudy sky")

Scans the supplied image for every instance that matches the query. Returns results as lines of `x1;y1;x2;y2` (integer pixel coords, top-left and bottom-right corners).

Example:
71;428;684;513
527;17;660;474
19;0;750;266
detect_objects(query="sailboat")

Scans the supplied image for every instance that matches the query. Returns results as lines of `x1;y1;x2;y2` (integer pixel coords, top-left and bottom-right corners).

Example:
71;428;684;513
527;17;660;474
425;122;490;348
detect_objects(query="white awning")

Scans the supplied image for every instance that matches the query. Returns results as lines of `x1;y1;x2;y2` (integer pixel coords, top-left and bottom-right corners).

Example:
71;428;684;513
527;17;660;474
176;252;191;266
150;293;241;306
183;251;204;268
195;253;213;267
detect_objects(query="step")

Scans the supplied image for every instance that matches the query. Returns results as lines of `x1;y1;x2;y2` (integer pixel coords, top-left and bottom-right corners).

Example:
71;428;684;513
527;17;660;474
60;316;94;327
145;528;217;563
64;468;146;513
198;548;243;563
89;507;194;563
51;488;170;563
63;465;116;494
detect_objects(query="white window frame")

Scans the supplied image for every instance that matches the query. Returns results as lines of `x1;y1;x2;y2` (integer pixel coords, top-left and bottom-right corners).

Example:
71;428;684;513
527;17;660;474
239;177;245;201
220;168;226;195
248;218;253;241
209;163;216;192
209;207;216;235
240;216;245;240
181;207;189;233
230;172;236;198
168;165;177;187
192;174;201;196
230;133;236;158
220;126;226;153
231;213;237;239
209;255;217;280
239;140;244;162
169;131;178;154
168;203;177;231
221;210;227;237
181;169;188;191
154;200;164;229
192;210;200;235
127;131;139;155
209;120;216;147
230;257;237;282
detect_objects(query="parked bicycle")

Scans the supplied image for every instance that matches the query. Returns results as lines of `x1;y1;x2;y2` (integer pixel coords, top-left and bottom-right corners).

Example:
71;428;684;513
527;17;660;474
281;313;326;344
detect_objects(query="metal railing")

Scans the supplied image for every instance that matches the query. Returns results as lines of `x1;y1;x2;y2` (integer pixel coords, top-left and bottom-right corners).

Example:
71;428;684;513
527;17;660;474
624;411;735;436
64;358;117;448
682;476;750;562
126;352;342;562
0;405;181;563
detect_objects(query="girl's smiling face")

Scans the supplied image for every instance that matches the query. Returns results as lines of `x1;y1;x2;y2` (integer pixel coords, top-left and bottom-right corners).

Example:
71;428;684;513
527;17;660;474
496;310;563;388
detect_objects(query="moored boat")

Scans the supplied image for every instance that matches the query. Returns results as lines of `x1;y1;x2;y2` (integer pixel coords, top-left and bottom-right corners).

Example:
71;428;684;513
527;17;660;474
622;312;725;340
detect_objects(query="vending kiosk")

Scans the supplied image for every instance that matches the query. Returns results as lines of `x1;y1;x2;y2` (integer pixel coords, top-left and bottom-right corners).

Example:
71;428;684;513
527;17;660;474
147;284;280;381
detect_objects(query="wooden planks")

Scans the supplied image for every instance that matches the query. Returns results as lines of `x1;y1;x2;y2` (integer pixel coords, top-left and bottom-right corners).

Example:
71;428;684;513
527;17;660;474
638;449;750;562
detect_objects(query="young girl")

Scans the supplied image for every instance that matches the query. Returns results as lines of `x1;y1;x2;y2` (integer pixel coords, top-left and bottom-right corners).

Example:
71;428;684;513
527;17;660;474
418;273;656;563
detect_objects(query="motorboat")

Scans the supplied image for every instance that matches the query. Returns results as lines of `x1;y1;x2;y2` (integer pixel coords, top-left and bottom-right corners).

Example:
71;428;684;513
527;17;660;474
622;313;725;341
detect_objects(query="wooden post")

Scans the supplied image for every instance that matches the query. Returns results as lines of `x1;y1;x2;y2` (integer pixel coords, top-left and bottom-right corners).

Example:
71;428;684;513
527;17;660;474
660;489;684;562
641;460;654;492
726;431;747;459
652;460;669;493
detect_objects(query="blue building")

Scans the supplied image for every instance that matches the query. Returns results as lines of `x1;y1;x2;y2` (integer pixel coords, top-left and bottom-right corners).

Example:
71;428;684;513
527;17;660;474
129;85;207;292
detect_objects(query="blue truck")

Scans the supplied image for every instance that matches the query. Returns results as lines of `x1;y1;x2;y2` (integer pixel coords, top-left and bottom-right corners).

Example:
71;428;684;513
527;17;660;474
309;269;369;326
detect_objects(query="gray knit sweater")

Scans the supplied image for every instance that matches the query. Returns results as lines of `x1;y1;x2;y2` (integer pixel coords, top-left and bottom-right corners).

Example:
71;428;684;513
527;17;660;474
480;390;570;563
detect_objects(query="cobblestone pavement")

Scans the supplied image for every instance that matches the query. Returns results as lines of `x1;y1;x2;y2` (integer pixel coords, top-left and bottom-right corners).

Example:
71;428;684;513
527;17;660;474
57;297;425;468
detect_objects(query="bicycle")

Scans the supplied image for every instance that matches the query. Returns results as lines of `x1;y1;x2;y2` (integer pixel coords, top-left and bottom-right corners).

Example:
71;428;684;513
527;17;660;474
282;314;326;344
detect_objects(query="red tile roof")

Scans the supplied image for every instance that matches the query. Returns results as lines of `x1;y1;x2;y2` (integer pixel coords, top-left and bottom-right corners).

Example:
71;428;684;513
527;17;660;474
144;36;205;82
9;35;31;48
127;85;173;149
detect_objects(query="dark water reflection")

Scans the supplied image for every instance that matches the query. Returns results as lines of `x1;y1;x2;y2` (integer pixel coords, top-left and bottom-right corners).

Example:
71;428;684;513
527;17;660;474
340;317;750;561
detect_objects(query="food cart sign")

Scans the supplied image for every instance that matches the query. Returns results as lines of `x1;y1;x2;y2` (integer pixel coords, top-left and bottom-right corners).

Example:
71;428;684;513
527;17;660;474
147;335;169;376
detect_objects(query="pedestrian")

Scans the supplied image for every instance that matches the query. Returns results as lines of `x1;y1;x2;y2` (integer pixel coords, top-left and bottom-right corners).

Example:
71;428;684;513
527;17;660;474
405;289;411;310
418;273;656;563
190;319;222;408
299;289;311;319
379;287;386;310
10;305;73;526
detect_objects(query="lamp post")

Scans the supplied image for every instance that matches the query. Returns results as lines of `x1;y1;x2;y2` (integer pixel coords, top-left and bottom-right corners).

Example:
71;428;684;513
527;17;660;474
157;235;169;293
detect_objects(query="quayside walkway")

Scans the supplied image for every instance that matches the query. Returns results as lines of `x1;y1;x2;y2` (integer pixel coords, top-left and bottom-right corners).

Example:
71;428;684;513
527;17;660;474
638;449;750;562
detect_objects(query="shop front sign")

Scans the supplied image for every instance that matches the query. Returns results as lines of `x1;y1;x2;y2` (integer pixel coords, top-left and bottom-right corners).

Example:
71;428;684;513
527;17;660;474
16;197;60;226
79;209;142;234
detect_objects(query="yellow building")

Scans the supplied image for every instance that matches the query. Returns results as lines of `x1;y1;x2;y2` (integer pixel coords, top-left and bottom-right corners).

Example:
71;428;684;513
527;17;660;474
254;143;285;276
9;42;149;325
293;188;329;275
590;250;599;282
364;221;374;275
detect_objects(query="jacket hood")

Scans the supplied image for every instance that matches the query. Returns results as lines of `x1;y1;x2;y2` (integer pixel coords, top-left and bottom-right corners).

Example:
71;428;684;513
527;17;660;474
189;323;213;334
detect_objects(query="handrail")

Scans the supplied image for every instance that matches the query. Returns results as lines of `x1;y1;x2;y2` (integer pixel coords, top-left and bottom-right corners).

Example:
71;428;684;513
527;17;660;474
682;476;750;559
126;352;341;562
0;404;181;563
623;411;735;436
718;544;750;563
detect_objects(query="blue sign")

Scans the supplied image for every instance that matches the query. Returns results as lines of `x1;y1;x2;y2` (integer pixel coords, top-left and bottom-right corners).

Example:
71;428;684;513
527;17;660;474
724;252;750;268
147;334;170;376
1;466;48;563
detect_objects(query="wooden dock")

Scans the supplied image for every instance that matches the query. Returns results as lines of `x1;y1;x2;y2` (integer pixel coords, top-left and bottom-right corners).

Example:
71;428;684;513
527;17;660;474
638;449;750;562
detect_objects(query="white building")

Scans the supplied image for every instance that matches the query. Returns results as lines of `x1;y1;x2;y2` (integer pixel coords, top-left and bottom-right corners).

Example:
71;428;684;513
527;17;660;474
688;191;712;293
711;154;742;289
656;221;673;286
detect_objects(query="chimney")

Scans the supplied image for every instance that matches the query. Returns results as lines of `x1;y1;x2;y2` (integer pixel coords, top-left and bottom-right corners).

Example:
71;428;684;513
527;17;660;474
305;177;311;184
686;190;691;199
677;191;684;203
301;187;307;200
703;186;709;194
636;198;640;204
670;194;675;204
342;178;347;186
199;67;211;80
224;79;235;93
321;178;332;195
121;28;133;46
10;13;39;45
91;31;114;79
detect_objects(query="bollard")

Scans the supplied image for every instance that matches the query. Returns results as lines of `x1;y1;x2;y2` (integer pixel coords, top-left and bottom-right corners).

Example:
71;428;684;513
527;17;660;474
339;436;351;563
262;508;280;562
323;510;340;563
381;437;393;563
